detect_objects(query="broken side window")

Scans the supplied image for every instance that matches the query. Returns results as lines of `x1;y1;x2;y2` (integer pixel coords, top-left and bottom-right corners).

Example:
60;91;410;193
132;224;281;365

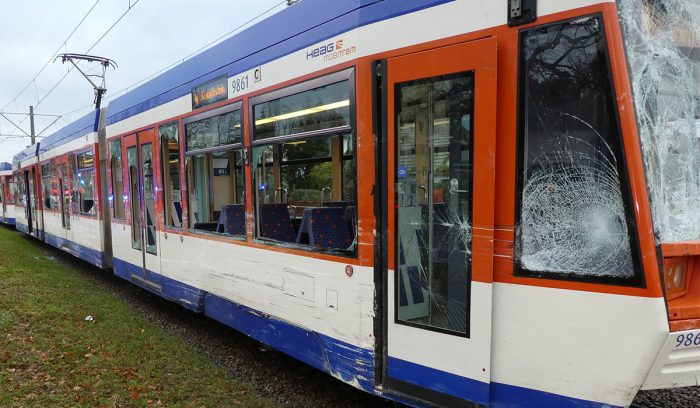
395;72;473;334
184;105;246;238
516;15;641;282
250;70;358;254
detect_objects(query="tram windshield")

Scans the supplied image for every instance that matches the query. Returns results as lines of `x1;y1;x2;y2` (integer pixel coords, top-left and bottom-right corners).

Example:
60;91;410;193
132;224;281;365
619;0;700;242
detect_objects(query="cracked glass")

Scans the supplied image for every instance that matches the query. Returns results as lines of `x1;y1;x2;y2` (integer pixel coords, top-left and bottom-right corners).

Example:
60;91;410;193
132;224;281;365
619;0;700;242
517;16;636;279
395;72;473;334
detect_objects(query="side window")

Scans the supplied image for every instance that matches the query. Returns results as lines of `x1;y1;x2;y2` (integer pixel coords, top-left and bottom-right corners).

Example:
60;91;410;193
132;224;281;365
516;16;640;283
109;139;125;219
76;150;96;216
251;70;357;253
41;163;51;210
69;154;79;214
14;172;22;206
50;159;58;210
159;122;183;228
184;105;246;237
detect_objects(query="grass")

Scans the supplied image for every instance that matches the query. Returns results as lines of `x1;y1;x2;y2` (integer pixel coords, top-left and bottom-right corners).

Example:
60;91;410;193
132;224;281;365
0;226;276;408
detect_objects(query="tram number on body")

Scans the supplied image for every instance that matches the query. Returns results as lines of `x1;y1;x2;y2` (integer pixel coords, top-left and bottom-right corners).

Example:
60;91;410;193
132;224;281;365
675;331;700;348
231;74;250;96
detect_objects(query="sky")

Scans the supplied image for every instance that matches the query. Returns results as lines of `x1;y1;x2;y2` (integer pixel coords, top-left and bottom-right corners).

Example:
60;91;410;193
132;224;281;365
0;0;287;163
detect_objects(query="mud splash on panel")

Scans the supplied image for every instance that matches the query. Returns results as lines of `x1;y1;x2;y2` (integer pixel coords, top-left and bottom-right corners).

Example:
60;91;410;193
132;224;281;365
619;0;700;242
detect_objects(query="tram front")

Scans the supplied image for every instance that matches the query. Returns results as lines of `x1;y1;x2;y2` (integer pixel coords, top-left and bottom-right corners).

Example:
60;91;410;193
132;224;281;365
618;0;700;389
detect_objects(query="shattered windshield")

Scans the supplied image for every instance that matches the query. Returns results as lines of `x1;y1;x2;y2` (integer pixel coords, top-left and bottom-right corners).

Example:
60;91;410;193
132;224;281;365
619;0;700;242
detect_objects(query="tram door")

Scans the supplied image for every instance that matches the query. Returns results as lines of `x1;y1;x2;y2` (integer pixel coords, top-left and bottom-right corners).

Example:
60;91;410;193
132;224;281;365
57;161;71;231
24;169;35;234
0;178;6;220
124;130;161;278
380;38;497;406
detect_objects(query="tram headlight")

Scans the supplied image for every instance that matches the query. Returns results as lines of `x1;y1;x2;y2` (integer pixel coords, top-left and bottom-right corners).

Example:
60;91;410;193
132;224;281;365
664;257;690;299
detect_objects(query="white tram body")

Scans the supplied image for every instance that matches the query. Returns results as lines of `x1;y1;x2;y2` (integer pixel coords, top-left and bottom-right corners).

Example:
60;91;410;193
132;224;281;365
35;111;109;267
7;0;700;406
13;145;42;239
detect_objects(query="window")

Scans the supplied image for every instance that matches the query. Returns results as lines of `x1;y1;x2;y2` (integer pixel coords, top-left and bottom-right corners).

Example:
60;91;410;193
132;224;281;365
251;69;357;253
395;72;474;334
69;154;79;214
185;105;246;237
13;171;22;206
50;160;58;210
57;163;70;230
8;176;14;204
110;139;125;219
142;143;157;255
76;150;96;216
17;172;26;208
619;0;700;242
254;80;351;140
516;16;640;283
41;163;52;210
127;146;142;251
160;122;182;227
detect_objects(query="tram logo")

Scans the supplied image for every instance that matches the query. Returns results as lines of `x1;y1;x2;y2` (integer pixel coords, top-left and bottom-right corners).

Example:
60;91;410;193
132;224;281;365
306;39;356;63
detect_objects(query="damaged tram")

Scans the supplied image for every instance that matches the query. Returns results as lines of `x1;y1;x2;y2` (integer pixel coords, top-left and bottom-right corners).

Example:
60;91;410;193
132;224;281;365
7;0;700;406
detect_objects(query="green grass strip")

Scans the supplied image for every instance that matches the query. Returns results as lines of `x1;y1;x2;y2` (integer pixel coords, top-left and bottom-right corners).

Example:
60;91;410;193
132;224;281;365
0;227;276;408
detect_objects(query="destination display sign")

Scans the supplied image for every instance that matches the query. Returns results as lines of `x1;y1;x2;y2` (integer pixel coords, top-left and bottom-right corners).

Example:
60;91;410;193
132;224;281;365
192;75;228;110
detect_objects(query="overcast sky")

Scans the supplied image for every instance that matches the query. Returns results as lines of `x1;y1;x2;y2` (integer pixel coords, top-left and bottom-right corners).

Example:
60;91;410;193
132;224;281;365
0;0;286;163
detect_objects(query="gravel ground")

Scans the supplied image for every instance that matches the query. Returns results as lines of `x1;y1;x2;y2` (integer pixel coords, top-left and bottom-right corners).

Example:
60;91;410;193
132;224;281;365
28;235;700;408
633;389;700;408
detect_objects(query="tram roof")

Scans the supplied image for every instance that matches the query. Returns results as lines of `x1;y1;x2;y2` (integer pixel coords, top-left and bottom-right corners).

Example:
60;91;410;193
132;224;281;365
105;0;449;126
38;109;101;155
0;162;11;171
13;143;39;166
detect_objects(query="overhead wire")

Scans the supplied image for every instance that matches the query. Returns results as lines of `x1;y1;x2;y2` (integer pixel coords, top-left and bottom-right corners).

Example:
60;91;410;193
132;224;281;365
10;0;142;136
33;0;142;111
1;0;102;111
61;0;287;121
4;0;286;156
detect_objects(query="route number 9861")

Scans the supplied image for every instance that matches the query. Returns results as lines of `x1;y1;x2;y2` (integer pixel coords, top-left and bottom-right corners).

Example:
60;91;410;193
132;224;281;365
231;75;249;95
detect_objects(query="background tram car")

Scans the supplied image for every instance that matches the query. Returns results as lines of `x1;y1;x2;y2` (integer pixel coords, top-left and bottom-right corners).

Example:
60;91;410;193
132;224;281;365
4;0;700;407
36;110;109;268
0;162;16;226
13;144;42;239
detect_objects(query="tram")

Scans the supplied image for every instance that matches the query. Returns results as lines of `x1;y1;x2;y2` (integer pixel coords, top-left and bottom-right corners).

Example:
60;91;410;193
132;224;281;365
0;162;16;226
8;0;700;406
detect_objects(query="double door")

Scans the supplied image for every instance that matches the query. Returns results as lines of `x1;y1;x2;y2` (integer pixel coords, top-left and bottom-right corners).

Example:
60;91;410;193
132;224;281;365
379;38;497;406
123;129;160;278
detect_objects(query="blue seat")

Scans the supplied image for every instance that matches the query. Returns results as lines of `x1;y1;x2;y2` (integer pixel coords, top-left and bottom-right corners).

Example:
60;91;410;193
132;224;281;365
322;201;352;209
308;207;353;250
260;204;296;242
217;204;245;236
